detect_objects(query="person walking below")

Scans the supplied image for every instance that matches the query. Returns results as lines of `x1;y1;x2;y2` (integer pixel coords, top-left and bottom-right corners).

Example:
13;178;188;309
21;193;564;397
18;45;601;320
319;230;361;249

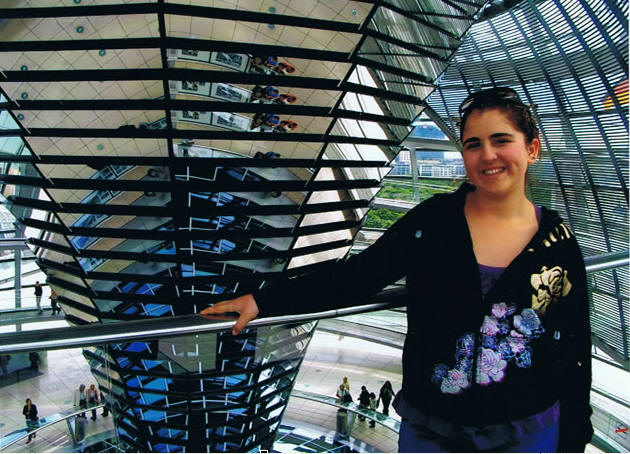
87;384;100;421
75;413;88;444
1;355;10;378
74;384;87;417
22;398;38;444
342;377;350;392
50;289;61;315
378;381;395;416
358;386;370;421
100;389;109;417
335;384;350;436
28;352;40;371
34;281;43;314
368;392;378;427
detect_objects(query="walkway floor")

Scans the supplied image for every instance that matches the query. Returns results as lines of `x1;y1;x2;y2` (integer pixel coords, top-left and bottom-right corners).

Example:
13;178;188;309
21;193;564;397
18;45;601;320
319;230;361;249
0;329;402;453
287;331;403;452
0;347;114;452
0;321;608;453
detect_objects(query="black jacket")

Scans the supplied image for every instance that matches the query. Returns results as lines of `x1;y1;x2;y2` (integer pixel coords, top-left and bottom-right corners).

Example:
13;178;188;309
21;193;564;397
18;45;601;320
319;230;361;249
22;403;38;421
358;389;370;406
254;183;592;451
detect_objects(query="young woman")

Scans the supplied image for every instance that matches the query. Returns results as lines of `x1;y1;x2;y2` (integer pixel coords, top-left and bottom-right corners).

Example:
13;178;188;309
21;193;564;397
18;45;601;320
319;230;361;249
50;289;60;315
368;392;378;428
378;381;395;416
201;87;592;452
88;384;100;421
342;376;350;392
22;398;38;444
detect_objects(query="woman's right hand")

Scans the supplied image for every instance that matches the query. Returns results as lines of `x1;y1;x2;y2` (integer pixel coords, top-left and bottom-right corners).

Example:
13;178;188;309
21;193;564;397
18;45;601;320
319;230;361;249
200;293;259;335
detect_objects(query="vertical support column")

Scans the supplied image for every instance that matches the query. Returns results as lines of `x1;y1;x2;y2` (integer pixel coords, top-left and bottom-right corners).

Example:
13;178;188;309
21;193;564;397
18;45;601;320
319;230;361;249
409;150;419;203
14;247;21;309
14;221;25;333
66;417;77;444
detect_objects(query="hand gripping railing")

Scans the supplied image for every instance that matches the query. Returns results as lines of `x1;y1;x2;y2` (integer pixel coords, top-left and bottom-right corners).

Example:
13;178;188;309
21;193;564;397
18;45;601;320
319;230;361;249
0;248;626;355
0;288;408;354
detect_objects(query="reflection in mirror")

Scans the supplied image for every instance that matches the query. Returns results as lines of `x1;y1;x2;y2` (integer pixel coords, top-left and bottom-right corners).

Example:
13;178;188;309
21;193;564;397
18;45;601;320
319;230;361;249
0;319;321;452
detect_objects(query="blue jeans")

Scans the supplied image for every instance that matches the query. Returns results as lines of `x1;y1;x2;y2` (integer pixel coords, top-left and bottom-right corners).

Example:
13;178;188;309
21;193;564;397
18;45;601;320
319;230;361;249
398;418;559;453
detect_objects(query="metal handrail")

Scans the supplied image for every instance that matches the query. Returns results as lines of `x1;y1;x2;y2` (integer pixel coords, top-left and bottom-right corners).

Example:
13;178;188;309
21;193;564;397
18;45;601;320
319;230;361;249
584;250;629;273
0;403;105;451
0;288;407;354
291;390;400;433
0;251;626;355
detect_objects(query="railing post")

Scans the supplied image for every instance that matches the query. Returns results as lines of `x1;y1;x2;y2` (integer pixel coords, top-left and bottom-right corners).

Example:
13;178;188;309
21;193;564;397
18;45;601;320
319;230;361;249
66;417;77;444
14;248;21;310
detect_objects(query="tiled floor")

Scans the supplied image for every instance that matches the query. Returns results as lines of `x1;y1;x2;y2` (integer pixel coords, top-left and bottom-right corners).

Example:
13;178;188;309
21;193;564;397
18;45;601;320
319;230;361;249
0;321;611;453
0;327;403;452
287;331;403;453
0;347;115;452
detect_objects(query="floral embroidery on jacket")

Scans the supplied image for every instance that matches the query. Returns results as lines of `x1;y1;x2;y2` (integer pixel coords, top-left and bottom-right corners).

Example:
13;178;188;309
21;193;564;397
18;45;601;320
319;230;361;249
432;303;545;394
530;265;572;315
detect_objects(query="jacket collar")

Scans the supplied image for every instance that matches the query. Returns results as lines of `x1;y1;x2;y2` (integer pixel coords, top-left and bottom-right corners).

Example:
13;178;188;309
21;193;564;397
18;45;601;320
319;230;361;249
453;181;563;238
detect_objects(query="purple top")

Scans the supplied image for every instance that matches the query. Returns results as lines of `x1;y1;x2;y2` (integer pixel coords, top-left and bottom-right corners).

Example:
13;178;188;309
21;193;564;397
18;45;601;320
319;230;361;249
478;204;542;296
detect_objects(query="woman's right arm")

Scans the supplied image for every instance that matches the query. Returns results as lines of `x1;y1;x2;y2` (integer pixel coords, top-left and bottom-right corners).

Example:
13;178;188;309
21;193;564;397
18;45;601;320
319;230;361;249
200;199;436;334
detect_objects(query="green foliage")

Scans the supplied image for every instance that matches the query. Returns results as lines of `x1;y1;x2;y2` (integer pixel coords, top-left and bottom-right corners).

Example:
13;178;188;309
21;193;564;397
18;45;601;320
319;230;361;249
377;184;415;202
365;178;463;230
364;208;406;229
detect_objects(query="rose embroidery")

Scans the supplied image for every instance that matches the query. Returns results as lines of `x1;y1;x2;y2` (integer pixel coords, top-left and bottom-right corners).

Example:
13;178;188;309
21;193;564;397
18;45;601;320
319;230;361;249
514;308;543;336
491;302;508;318
476;347;507;385
508;331;525;354
440;367;471;394
433;303;544;394
480;316;500;336
455;334;475;359
530;266;572;314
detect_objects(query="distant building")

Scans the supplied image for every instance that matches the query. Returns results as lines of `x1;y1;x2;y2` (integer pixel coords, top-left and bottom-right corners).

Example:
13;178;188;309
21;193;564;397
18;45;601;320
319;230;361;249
392;143;466;178
410;123;448;140
390;161;411;176
418;163;466;179
416;150;445;161
398;149;411;163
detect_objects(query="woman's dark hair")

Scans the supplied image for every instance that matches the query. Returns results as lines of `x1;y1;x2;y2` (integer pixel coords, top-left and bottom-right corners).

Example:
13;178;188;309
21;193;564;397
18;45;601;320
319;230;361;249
459;89;539;144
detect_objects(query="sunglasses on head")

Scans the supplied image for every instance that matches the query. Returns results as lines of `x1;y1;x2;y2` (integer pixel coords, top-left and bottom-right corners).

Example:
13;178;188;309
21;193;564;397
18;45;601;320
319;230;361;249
459;87;523;116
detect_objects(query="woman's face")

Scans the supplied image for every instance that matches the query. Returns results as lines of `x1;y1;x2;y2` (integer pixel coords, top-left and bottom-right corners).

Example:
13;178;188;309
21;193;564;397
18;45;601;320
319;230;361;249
461;108;539;199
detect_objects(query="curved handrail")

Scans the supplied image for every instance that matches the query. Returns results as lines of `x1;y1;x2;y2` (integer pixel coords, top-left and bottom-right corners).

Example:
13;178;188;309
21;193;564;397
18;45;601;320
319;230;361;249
291;390;400;433
0;288;407;354
0;403;105;451
0;248;628;355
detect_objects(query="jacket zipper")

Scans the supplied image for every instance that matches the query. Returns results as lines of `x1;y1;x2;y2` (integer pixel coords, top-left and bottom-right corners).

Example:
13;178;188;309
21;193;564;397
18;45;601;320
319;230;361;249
470;209;562;391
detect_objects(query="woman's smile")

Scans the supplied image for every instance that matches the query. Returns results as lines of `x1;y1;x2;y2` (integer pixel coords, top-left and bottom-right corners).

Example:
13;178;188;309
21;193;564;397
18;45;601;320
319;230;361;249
481;167;506;176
